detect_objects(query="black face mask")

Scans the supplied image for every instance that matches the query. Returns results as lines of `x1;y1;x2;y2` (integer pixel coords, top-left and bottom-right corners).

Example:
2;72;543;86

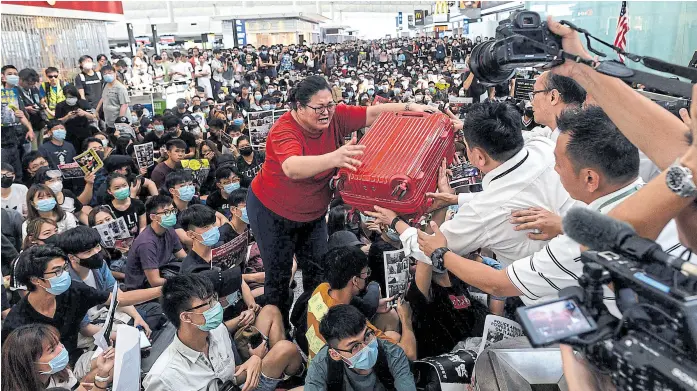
1;176;13;189
525;108;535;118
239;146;253;156
42;234;57;245
79;252;104;269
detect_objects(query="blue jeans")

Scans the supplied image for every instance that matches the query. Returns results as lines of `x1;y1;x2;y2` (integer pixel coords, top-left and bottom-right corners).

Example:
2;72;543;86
247;188;328;321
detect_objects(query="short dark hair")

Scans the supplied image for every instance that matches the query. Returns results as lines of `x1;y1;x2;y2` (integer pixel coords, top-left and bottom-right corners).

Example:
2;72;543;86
322;246;368;290
544;73;586;106
145;194;173;216
82;137;102;151
319;304;367;348
18;68;39;83
1;162;15;173
45;67;59;75
165;138;187;151
56;226;101;255
101;64;114;73
227;188;248;208
288;75;331;110
161;274;215;328
214;166;238;183
46;119;63;131
63;84;79;98
15;245;67;291
165;170;193;190
178;204;216;231
1;65;17;74
21;151;43;173
462;101;524;162
163;115;181;130
78;55;93;65
208;118;225;129
235;135;250;147
557;105;639;184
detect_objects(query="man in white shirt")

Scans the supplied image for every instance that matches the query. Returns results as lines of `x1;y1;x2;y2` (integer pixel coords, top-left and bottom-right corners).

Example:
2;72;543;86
195;54;213;99
144;274;303;391
369;101;576;265
526;71;586;142
1;162;28;215
210;49;226;97
169;51;193;82
413;106;689;307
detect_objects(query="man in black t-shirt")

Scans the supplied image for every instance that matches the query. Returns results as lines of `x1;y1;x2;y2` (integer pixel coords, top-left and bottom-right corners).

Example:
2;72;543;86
405;259;488;359
160;115;196;158
205;166;241;219
74;55;104;110
2;245;162;361
142;114;168;150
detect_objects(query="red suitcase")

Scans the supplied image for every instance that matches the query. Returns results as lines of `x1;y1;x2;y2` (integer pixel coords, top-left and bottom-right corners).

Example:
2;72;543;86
332;111;455;220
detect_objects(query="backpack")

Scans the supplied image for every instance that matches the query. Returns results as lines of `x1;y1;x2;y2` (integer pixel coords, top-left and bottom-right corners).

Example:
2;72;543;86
326;341;395;390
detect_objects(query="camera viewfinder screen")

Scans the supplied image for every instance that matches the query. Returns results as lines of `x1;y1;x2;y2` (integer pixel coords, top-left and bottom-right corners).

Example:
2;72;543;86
523;299;595;344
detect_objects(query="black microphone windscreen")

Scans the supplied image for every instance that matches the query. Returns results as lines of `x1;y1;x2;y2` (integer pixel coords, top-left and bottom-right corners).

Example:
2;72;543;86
562;207;636;250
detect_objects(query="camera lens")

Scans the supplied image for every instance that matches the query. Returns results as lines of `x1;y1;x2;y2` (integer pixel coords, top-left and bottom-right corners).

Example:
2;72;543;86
469;41;517;87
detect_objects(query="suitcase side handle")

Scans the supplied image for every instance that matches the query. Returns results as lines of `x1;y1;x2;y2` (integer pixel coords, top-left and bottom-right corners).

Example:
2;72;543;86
396;111;428;118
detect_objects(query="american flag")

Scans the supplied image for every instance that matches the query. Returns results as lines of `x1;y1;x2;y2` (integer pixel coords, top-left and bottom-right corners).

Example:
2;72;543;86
613;1;630;63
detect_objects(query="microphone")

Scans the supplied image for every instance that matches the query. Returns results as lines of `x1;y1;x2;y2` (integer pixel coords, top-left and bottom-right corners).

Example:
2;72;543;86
562;207;697;277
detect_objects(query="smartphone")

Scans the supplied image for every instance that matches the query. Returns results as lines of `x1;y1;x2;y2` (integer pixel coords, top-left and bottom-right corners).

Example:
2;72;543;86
516;297;598;347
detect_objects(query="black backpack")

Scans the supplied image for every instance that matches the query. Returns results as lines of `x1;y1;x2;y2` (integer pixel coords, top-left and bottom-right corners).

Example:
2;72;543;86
326;341;395;390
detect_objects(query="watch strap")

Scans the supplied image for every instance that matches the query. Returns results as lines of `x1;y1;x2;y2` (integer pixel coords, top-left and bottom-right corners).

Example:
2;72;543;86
390;216;402;231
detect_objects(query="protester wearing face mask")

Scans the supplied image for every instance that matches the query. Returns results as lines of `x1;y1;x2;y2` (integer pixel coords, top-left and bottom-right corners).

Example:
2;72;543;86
1;162;28;215
235;135;264;188
73;55;104;110
96;65;130;132
32;167;87;222
53;85;97;150
205;166;241;218
304;304;415;390
106;172;146;237
37;120;76;169
21;184;78;240
159;115;196;158
1;324;114;390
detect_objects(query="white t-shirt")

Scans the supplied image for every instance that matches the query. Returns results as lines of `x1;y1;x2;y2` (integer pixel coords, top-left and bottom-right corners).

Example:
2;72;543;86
1;184;28;216
171;61;193;81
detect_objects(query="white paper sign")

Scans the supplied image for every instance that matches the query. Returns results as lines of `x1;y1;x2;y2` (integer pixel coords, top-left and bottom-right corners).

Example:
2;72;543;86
113;325;142;391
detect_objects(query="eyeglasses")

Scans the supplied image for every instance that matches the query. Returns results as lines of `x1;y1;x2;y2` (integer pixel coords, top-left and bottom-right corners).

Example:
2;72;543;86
185;294;219;312
155;208;177;216
305;103;336;115
528;89;551;101
332;328;376;355
43;262;69;278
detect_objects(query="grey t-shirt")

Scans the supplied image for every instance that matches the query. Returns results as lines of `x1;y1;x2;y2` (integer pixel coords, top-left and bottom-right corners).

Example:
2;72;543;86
102;82;130;127
304;339;416;391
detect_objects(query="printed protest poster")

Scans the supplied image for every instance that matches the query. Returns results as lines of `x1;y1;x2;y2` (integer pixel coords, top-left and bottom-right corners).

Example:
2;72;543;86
247;109;274;149
94;217;131;248
414;349;477;391
220;131;233;149
448;95;473;109
383;249;409;298
449;163;482;188
134;142;155;168
212;230;249;270
181;159;210;186
477;315;524;355
73;148;103;175
58;162;85;179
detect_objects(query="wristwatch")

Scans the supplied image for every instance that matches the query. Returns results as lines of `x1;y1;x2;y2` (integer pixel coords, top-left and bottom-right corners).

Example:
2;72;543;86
665;158;697;198
430;247;450;273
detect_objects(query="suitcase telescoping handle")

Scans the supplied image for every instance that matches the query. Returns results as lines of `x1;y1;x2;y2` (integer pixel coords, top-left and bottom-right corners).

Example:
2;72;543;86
396;111;429;118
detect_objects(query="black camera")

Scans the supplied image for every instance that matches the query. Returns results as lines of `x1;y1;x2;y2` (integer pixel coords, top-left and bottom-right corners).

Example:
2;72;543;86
517;209;697;390
470;11;563;86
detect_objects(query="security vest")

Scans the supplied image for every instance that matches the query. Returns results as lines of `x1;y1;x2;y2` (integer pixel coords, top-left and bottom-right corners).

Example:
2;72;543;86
42;81;66;119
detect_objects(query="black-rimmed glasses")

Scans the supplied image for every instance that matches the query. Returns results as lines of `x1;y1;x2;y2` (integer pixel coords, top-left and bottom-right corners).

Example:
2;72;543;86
305;103;336;115
332;328;376;355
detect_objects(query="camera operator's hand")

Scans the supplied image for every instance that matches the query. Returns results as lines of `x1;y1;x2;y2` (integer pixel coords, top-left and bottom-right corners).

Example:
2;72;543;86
560;345;616;391
510;207;563;240
546;16;594;79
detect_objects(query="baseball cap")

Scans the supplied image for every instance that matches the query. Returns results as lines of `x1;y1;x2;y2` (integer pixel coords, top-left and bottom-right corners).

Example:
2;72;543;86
328;231;364;250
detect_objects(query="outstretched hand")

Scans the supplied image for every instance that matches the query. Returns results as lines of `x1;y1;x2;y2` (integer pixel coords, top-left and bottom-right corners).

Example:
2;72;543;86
330;134;365;171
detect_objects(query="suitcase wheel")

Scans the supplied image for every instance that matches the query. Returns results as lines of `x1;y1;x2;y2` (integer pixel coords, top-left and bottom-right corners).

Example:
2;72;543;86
391;181;408;201
329;175;344;191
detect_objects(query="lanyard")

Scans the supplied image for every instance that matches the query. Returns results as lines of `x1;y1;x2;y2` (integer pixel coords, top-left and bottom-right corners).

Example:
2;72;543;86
596;185;641;213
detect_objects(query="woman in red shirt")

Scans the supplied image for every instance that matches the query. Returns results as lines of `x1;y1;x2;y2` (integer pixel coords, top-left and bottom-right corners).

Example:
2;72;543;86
248;75;433;319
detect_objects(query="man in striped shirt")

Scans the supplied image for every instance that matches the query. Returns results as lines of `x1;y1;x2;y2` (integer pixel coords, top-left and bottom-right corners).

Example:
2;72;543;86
416;106;688;311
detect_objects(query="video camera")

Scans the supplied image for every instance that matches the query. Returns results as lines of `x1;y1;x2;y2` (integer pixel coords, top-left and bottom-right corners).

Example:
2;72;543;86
516;208;697;391
470;10;697;98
